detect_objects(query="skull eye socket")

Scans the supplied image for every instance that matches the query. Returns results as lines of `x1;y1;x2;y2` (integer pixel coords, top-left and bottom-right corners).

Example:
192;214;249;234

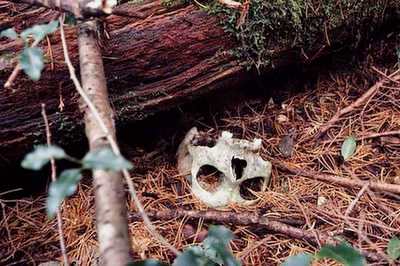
231;157;247;180
239;177;265;200
196;165;223;192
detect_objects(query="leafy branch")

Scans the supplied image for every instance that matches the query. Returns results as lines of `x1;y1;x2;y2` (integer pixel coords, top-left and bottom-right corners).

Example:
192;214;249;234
1;20;59;87
283;238;400;266
21;145;132;218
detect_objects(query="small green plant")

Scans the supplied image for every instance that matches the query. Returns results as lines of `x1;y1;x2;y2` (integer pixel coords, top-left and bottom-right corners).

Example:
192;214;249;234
341;136;357;161
0;20;59;81
130;225;241;266
21;145;133;218
387;236;400;262
282;253;313;266
282;241;366;266
284;238;400;266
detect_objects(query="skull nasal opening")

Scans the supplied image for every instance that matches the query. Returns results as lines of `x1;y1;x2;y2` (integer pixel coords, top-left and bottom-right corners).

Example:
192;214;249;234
231;156;247;180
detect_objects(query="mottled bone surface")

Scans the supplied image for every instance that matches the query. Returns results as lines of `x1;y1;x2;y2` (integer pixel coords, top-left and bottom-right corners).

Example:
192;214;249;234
177;127;271;207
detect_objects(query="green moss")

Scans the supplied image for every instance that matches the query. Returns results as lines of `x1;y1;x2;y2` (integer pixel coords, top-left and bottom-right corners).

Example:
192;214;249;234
126;0;145;4
161;0;191;8
207;0;396;71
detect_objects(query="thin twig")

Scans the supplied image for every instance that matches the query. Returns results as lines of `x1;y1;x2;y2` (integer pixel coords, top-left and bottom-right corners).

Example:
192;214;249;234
41;104;69;266
58;16;179;256
372;66;400;84
0;201;16;258
0;188;22;197
4;38;41;88
294;197;321;248
274;161;400;194
359;130;400;140
343;165;399;226
318;69;400;136
343;216;391;263
344;182;369;217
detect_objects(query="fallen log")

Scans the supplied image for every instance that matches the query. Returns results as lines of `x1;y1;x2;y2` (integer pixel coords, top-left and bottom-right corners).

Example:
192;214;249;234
0;0;399;165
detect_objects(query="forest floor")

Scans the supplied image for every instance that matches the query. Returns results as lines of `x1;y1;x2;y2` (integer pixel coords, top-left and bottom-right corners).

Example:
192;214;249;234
1;21;400;266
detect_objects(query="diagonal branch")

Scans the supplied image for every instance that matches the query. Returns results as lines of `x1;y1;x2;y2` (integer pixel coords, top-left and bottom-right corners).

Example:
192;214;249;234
317;69;400;137
41;104;69;266
129;208;383;262
76;19;132;265
273;161;400;195
59;15;179;263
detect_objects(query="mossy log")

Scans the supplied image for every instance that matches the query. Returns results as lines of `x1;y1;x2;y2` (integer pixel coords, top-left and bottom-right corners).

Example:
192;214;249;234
0;0;398;165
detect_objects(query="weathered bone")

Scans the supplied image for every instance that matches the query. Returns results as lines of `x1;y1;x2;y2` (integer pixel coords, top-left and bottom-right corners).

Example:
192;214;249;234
177;127;272;208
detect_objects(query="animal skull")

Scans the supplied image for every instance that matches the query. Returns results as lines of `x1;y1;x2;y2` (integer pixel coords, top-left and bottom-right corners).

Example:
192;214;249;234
177;127;272;208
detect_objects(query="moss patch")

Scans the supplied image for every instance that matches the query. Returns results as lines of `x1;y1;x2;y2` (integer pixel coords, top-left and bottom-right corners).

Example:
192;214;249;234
207;0;398;70
161;0;191;8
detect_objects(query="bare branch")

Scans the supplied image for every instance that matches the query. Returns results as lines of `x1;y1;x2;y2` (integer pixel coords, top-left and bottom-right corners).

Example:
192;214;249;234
41;104;69;266
130;208;384;262
318;69;400;137
59;15;180;260
274;161;400;195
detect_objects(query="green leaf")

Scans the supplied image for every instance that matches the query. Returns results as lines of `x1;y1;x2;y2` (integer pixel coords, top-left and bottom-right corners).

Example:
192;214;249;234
0;28;18;40
316;242;366;266
21;145;66;170
19;47;44;81
281;253;313;266
47;169;82;218
341;136;357;161
82;148;133;171
21;20;59;42
203;226;241;266
173;246;214;266
127;259;169;266
387;237;400;261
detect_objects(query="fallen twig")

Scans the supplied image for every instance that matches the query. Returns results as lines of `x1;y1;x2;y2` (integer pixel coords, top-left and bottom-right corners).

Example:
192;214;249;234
343;216;391;263
41;104;69;266
129;209;383;262
274;161;400;195
317;69;400;137
359;130;400;140
344;183;369;217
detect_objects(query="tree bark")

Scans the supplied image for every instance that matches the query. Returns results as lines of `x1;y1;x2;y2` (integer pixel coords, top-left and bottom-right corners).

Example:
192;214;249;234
0;1;398;165
78;20;132;265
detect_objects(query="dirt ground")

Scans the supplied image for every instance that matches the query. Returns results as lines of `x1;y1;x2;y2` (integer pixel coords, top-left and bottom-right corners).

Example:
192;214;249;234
1;20;400;266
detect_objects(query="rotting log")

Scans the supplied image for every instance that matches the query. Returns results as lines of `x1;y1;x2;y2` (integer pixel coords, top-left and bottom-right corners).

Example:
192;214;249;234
0;1;399;165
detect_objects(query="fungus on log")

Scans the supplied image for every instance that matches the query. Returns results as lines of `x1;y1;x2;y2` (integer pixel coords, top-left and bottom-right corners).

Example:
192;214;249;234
0;0;399;165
